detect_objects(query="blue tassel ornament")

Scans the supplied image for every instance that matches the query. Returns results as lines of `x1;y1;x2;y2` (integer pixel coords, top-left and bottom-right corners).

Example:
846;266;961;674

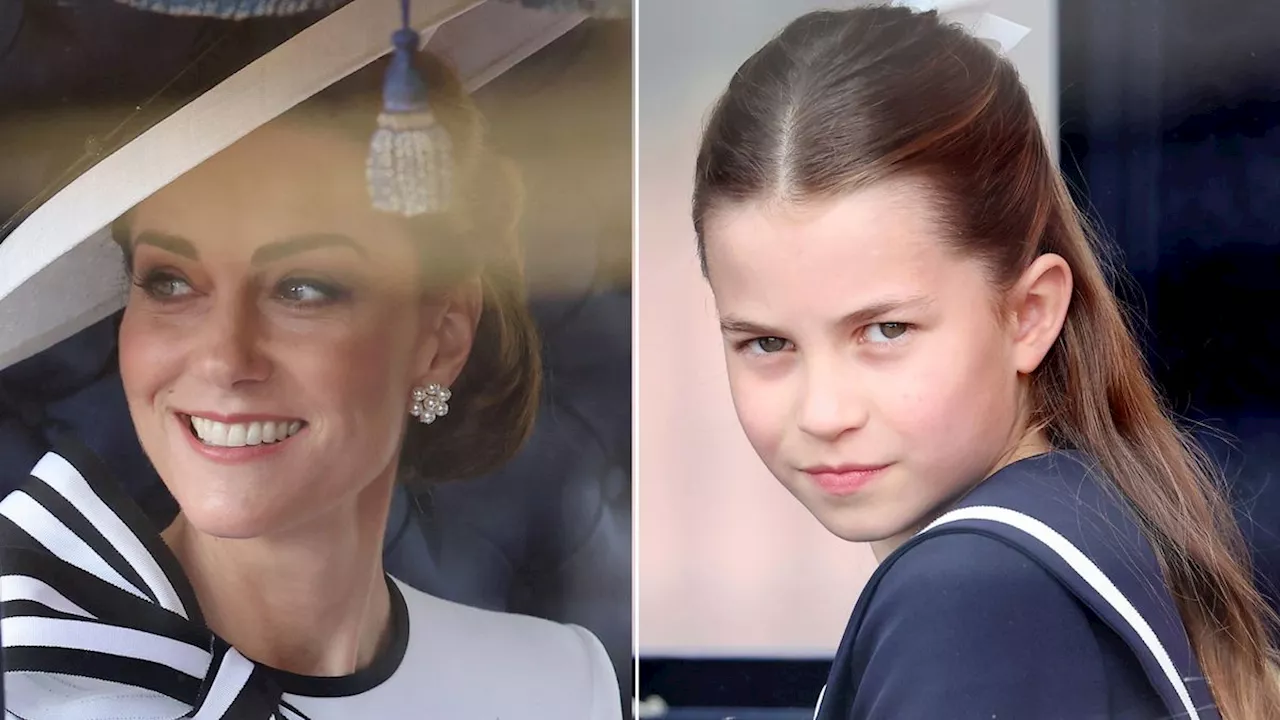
366;1;453;217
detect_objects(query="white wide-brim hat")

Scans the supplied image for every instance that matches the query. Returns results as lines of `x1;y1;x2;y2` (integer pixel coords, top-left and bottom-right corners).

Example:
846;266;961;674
0;0;585;372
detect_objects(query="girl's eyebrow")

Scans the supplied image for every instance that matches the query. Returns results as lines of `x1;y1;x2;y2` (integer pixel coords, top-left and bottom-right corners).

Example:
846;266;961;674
719;316;780;337
719;294;934;337
834;294;934;330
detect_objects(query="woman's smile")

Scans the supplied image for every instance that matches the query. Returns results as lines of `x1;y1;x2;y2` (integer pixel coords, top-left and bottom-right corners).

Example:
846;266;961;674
175;411;309;465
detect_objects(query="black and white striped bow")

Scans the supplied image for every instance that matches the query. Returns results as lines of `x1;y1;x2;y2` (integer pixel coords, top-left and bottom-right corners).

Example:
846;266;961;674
0;445;308;719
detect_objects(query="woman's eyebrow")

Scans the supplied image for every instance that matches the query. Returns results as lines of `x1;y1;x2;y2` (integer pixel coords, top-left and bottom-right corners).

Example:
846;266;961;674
133;231;198;260
130;232;370;265
251;233;369;265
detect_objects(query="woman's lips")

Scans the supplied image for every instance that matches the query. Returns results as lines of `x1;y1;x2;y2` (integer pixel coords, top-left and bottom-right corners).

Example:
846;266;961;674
175;412;306;465
803;464;890;496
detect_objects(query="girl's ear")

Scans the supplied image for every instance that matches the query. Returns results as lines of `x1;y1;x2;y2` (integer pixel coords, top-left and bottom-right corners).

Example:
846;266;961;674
1007;253;1073;375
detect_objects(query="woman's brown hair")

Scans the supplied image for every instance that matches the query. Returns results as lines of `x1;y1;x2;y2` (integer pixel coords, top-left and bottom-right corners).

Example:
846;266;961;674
372;52;542;487
691;6;1280;716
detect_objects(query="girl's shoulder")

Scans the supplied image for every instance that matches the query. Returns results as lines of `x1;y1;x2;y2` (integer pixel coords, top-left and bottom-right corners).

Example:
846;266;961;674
859;527;1107;652
817;451;1211;720
834;530;1166;719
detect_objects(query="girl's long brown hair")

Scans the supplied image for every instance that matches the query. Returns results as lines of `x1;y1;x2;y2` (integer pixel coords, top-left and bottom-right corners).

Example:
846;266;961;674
691;6;1280;716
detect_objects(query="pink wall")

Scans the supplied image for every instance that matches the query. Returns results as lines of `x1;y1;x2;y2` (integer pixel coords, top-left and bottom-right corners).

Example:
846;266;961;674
636;1;875;656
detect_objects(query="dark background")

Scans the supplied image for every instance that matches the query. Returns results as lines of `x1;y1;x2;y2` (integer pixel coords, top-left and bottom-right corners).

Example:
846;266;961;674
1057;0;1280;616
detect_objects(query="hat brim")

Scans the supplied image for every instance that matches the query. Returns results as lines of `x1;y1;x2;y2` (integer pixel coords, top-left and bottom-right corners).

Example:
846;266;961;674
0;0;584;372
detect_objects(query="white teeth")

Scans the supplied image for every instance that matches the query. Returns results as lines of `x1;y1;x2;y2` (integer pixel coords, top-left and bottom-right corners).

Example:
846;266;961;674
189;416;303;448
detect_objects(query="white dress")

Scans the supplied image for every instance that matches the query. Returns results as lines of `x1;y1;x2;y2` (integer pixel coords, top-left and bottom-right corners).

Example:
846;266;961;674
0;443;622;720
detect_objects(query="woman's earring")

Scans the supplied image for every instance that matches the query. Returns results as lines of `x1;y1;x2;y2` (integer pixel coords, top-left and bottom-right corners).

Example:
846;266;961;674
410;383;451;424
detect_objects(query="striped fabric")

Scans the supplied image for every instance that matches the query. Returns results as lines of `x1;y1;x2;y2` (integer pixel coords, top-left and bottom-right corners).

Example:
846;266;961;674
0;443;311;719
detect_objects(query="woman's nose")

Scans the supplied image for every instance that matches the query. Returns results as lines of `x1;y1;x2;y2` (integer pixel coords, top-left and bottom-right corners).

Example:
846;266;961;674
191;293;271;388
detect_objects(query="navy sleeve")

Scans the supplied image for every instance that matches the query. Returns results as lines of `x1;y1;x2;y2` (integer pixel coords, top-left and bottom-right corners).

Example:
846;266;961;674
844;533;1113;720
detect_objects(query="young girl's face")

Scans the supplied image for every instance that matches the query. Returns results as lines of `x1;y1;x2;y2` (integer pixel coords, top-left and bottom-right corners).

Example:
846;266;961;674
704;180;1045;550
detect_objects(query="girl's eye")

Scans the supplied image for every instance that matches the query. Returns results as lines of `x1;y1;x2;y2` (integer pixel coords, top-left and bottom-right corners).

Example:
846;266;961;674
135;271;193;300
274;278;347;304
745;336;792;355
865;322;911;344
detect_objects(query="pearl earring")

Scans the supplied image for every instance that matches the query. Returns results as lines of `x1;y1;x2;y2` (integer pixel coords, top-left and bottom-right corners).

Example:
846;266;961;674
409;383;451;424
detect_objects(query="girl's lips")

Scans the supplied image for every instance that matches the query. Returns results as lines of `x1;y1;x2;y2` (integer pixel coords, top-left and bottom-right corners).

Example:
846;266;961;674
804;464;890;496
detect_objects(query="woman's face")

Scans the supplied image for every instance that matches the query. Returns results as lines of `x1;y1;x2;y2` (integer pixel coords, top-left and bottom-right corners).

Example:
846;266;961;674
119;123;469;540
703;180;1055;549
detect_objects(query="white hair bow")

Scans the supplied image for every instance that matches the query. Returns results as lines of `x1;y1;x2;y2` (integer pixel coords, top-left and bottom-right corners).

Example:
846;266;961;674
893;0;1032;55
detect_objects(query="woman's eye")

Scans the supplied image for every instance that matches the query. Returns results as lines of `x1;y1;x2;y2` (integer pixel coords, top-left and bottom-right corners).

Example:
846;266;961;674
136;272;193;299
865;322;911;344
275;278;347;304
746;336;791;354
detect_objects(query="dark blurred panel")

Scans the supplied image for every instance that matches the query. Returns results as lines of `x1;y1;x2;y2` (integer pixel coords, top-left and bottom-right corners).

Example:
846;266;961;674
0;0;326;240
1059;0;1280;618
638;658;830;711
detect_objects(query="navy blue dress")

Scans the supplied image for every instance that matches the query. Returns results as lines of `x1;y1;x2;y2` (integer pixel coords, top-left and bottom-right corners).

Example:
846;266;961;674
813;451;1219;720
